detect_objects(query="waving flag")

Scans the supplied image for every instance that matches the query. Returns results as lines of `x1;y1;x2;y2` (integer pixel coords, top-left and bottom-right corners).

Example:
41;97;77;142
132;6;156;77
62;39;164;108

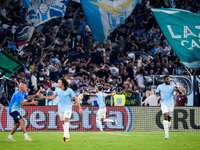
152;8;200;69
0;50;23;78
81;0;139;42
22;0;68;26
18;41;28;56
15;26;35;42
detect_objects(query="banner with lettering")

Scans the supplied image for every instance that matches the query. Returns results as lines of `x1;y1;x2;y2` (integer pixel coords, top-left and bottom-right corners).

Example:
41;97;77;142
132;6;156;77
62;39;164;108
0;106;133;132
152;8;200;69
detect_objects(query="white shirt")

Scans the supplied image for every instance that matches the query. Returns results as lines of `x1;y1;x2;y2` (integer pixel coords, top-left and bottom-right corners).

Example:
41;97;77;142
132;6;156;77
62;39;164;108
128;53;135;60
109;66;119;76
31;75;37;89
69;68;76;74
135;75;144;87
145;95;158;106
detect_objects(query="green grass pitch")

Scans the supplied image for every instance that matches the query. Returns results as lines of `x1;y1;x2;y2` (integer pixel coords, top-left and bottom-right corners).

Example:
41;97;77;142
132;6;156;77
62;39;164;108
0;132;200;150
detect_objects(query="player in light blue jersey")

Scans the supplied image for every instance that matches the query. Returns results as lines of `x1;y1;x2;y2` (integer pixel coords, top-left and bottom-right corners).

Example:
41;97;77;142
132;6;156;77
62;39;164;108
156;76;181;139
39;78;82;142
6;83;39;142
85;86;116;132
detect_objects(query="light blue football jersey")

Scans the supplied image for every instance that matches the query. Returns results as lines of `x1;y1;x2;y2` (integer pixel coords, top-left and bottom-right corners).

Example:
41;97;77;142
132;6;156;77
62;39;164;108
54;87;75;112
96;92;107;109
156;83;175;106
9;90;28;113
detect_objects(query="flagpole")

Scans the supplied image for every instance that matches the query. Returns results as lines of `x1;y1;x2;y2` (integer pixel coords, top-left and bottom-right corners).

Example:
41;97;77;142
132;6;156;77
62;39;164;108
51;15;65;46
183;65;192;76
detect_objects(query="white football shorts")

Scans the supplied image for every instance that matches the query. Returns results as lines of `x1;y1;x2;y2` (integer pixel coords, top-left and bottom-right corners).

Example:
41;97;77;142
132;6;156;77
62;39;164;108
59;110;72;121
161;105;174;117
97;107;106;120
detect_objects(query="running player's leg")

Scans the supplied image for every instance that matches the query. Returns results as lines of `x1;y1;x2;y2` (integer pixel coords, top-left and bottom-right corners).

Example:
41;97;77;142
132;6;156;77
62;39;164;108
10;123;20;135
96;109;104;131
102;108;114;123
6;111;21;141
63;110;72;142
59;112;65;131
6;123;20;141
162;106;170;139
19;118;33;141
167;106;173;130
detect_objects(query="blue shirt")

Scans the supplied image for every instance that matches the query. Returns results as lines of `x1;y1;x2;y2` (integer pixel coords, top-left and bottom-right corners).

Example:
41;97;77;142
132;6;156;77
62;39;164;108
54;87;75;112
8;44;17;51
156;83;175;106
9;90;28;113
51;58;61;65
96;92;107;109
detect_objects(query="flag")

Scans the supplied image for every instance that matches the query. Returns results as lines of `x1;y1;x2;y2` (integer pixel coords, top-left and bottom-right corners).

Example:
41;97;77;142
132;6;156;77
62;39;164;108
0;50;23;78
18;41;28;56
152;8;200;69
80;0;139;42
15;26;35;42
22;0;68;26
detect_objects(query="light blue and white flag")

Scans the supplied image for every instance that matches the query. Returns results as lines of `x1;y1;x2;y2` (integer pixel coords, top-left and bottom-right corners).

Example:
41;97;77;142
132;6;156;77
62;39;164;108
152;8;200;69
22;0;68;26
81;0;139;42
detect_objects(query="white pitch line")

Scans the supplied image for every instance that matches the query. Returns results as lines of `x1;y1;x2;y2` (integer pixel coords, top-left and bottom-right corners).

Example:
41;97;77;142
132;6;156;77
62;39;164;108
102;132;131;136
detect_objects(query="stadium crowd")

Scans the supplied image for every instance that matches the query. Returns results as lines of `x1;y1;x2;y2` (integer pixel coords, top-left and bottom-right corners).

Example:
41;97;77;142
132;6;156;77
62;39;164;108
0;0;200;105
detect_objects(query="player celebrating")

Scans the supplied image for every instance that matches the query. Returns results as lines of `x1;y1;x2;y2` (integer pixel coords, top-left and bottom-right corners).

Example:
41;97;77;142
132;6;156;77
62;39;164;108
39;78;82;142
85;86;116;132
6;83;39;142
156;76;182;139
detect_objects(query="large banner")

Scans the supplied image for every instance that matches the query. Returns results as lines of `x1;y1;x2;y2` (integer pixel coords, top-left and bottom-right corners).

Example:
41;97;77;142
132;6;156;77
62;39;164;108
1;106;200;132
81;0;139;42
152;8;200;69
132;107;200;132
0;106;133;132
22;0;68;26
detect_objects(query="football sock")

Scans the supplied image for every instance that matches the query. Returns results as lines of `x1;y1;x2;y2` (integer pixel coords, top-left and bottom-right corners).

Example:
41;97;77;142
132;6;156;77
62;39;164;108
8;133;13;139
64;122;70;138
24;133;29;139
163;120;169;135
96;119;103;131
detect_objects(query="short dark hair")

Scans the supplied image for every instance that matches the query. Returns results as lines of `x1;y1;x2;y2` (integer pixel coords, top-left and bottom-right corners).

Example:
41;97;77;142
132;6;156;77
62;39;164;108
163;75;169;80
98;86;103;91
59;78;69;90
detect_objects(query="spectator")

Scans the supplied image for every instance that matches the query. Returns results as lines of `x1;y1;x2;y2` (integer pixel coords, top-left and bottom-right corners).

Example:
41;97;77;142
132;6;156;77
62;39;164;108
175;87;188;106
0;0;199;99
144;91;158;106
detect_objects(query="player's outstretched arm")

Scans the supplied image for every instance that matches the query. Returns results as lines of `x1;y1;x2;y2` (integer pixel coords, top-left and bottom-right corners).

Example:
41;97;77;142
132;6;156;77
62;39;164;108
84;92;96;96
19;99;38;106
174;86;182;94
26;89;42;100
107;91;116;96
38;94;57;100
74;96;82;115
